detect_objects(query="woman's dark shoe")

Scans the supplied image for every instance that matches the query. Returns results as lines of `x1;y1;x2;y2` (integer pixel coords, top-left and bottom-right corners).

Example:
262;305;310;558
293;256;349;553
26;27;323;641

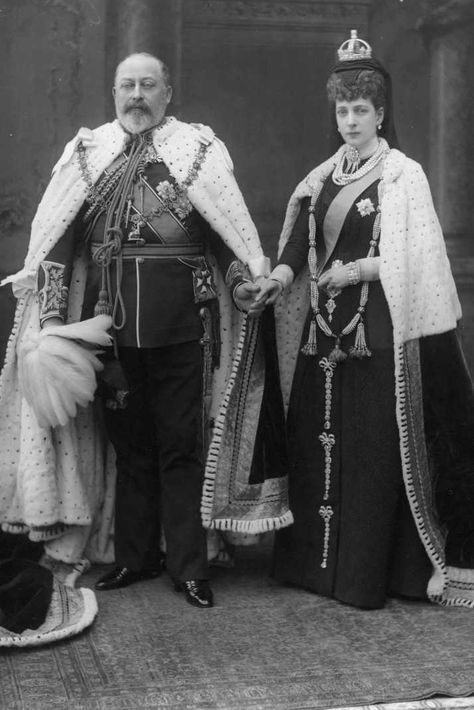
174;580;214;608
95;566;162;591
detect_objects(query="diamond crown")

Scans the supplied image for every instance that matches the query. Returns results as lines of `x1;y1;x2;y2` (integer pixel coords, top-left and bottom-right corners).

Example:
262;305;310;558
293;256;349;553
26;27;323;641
337;29;372;62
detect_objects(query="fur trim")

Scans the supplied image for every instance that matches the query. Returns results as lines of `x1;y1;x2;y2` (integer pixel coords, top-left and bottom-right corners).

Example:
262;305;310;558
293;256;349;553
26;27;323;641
159;121;266;275
0;582;97;647
275;148;462;411
275;151;470;607
430;566;474;607
0;119;264;561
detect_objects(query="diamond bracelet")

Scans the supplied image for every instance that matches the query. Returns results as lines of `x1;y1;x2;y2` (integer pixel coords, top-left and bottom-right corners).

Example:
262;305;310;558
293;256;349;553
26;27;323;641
346;261;361;286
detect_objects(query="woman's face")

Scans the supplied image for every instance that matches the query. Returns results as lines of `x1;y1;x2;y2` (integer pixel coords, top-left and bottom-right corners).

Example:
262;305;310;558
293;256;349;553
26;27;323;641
335;97;384;155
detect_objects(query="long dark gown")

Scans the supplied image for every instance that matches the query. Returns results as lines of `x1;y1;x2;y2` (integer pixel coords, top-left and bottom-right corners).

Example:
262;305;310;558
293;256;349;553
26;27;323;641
272;172;432;609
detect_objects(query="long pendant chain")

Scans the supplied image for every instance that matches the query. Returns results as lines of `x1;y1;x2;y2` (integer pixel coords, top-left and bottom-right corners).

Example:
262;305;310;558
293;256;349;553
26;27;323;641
303;193;382;569
317;357;336;568
318;505;334;569
310;212;381;568
302;204;382;362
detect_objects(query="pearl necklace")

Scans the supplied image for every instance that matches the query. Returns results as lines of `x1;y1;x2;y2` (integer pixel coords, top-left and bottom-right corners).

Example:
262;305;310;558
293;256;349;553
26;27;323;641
332;138;388;185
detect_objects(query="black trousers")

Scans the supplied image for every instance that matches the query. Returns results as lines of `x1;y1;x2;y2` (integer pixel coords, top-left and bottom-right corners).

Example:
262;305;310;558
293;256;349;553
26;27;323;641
103;341;208;582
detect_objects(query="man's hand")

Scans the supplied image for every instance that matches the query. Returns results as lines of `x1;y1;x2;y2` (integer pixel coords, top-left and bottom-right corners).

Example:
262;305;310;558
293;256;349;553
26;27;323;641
233;281;262;315
247;278;283;316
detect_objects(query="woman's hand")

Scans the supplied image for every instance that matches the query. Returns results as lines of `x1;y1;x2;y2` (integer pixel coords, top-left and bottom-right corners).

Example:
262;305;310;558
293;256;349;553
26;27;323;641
318;262;359;295
248;278;283;315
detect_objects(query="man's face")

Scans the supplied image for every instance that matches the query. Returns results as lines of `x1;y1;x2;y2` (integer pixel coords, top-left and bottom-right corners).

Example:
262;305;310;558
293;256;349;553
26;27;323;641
113;56;172;134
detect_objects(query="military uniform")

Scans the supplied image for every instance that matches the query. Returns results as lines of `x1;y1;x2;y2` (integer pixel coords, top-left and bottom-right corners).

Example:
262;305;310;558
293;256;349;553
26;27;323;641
37;127;250;583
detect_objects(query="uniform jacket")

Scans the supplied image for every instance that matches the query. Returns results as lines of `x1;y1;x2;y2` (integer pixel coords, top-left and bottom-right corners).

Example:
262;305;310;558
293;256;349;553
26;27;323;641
0;118;269;563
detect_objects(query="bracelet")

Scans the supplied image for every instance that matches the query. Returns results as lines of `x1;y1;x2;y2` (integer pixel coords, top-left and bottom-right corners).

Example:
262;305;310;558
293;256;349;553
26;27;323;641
346;261;361;286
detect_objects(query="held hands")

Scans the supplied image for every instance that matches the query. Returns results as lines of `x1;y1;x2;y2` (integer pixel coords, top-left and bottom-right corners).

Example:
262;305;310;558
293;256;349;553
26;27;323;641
248;278;283;316
233;281;264;315
233;279;283;317
251;261;356;314
234;259;367;316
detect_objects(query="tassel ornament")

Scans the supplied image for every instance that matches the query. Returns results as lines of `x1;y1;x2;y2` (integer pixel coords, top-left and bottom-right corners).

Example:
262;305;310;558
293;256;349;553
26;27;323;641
349;319;372;359
301;192;321;357
301;317;318;356
328;337;347;363
301;173;383;363
94;289;112;316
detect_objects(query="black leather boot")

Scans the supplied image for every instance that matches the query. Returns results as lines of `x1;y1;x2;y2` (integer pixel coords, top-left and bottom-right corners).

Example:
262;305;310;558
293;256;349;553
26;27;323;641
95;566;162;591
174;580;214;608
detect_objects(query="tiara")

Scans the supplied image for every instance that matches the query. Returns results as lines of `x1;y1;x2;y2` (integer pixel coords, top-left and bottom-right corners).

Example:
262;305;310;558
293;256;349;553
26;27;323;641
337;29;372;62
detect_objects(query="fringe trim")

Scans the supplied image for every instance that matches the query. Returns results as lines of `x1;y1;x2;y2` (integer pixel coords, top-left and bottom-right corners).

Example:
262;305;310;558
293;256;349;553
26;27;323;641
201;315;292;532
2;522;69;541
29;523;69;542
1;522;29;535
394;341;448;599
208;510;294;534
394;340;474;609
429;565;474;608
201;316;249;528
429;594;474;609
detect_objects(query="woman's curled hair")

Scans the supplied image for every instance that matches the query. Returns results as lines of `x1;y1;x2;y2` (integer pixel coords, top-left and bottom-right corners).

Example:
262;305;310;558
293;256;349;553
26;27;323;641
326;70;386;110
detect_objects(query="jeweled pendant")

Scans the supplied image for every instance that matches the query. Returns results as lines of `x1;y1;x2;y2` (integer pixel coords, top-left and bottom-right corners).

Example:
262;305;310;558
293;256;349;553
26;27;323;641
325;298;337;322
346;145;360;171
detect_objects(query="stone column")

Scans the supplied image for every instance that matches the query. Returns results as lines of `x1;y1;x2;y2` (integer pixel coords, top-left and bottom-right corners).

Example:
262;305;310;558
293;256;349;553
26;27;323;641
418;0;474;237
105;0;183;116
418;0;474;371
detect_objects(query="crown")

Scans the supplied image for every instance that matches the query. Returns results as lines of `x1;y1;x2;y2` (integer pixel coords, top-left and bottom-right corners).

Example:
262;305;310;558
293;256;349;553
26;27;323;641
337;30;372;62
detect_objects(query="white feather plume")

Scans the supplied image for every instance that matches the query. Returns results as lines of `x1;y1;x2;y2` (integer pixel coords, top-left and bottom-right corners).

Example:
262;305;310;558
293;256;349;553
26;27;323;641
18;315;113;428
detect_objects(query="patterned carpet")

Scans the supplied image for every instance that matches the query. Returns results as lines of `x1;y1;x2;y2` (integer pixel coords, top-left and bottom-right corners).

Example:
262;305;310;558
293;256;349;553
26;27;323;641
1;544;474;710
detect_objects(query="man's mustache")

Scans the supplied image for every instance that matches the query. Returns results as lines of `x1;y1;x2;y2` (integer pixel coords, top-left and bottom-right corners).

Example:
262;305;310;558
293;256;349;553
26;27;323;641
125;101;151;113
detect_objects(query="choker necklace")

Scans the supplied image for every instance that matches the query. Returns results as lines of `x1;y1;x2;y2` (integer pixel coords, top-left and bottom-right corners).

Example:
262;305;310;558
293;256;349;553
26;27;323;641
332;138;388;186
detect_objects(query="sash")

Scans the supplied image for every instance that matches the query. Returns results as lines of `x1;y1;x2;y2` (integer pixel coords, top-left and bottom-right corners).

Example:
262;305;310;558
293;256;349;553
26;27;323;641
129;176;192;245
130;175;218;303
318;161;383;273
